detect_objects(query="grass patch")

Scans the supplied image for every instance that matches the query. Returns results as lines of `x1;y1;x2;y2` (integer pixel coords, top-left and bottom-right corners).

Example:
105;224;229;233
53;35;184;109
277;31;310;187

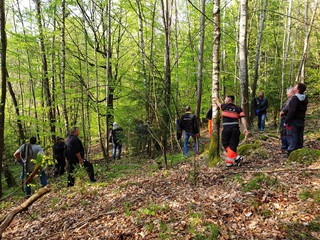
242;173;279;192
283;216;320;239
299;189;320;203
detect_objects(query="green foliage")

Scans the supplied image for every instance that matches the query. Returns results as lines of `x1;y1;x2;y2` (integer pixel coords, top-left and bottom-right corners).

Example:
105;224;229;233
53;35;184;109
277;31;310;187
287;149;320;165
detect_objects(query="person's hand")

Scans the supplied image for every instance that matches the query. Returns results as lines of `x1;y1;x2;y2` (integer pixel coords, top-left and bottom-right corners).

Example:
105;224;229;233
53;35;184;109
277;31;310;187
243;129;249;136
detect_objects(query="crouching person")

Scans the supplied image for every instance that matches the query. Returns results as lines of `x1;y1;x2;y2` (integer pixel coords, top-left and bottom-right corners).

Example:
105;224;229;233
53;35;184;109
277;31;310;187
14;136;47;198
215;96;248;167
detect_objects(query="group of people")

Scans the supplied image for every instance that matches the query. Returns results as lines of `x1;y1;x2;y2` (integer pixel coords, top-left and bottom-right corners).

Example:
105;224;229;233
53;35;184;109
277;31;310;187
13;122;124;197
179;82;308;167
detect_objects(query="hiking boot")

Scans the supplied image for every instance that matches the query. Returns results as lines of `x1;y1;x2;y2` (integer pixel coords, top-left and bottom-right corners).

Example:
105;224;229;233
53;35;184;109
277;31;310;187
235;156;243;167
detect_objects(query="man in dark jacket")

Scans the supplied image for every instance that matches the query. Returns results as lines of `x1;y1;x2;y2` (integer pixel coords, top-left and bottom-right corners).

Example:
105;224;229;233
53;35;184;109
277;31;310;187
66;127;96;186
284;83;308;156
109;122;124;160
53;137;66;177
179;106;199;157
254;91;268;131
279;87;294;152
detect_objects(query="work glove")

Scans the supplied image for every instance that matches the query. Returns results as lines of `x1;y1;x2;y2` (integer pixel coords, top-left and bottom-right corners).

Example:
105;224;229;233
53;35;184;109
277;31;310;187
255;110;259;116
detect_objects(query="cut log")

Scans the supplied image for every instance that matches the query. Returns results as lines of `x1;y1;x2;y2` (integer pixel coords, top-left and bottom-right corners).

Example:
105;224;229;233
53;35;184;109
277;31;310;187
0;186;51;237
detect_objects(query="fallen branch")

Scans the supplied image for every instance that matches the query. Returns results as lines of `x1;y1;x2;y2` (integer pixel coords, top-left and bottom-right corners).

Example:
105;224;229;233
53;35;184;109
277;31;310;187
0;186;51;237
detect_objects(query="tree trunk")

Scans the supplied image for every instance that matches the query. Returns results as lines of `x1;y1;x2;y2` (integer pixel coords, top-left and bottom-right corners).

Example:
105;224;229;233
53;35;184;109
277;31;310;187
34;0;55;140
60;0;69;135
105;0;113;161
160;0;172;168
250;0;267;127
295;0;318;83
0;0;7;197
280;0;293;109
209;0;221;164
239;0;249;120
196;0;205;125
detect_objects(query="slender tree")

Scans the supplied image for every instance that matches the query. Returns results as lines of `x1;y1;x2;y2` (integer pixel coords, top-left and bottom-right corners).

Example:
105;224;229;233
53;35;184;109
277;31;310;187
209;0;221;163
250;0;267;126
195;0;205;125
239;0;249;120
60;0;69;135
34;0;55;140
0;0;7;197
295;0;318;83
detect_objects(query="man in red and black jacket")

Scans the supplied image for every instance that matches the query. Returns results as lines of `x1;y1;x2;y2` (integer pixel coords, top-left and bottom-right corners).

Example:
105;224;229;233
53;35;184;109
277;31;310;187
179;106;199;157
215;95;248;167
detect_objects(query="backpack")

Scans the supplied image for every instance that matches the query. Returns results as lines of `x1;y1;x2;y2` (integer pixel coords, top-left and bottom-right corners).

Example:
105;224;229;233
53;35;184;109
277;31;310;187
20;143;35;173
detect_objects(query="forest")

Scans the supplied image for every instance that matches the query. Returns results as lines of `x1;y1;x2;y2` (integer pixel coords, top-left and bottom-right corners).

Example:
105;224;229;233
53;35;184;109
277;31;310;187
0;0;320;239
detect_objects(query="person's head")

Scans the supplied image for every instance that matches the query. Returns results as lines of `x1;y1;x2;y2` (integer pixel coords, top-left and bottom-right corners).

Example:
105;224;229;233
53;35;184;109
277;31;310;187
57;137;64;142
185;106;191;112
294;82;307;94
286;87;294;98
29;136;37;144
70;126;79;136
258;91;264;98
224;95;235;104
113;122;118;129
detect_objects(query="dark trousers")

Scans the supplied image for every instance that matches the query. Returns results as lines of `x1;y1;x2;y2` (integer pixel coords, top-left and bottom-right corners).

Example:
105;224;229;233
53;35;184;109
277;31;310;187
54;157;66;176
222;126;240;152
286;122;305;155
67;160;95;186
280;117;288;150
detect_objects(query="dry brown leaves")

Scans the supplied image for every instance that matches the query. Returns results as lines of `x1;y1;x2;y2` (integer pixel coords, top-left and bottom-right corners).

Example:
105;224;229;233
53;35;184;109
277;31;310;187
1;133;320;239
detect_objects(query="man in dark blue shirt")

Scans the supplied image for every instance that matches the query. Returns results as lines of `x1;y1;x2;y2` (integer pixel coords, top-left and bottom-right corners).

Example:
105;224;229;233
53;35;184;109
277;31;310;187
66;127;96;186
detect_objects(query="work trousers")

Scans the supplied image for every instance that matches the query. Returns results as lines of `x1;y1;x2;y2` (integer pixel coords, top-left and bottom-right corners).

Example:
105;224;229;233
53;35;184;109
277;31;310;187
67;160;95;186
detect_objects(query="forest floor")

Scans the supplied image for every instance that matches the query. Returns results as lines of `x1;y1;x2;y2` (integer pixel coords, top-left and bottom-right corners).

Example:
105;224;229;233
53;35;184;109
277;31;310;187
1;109;320;239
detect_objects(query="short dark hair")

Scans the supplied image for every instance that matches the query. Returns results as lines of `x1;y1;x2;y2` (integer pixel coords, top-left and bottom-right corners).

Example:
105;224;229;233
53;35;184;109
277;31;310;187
70;126;78;133
29;136;36;144
296;83;307;94
227;95;235;102
185;106;191;112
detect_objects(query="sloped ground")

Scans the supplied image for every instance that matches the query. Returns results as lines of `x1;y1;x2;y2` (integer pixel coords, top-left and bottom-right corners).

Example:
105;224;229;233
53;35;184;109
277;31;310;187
1;123;320;239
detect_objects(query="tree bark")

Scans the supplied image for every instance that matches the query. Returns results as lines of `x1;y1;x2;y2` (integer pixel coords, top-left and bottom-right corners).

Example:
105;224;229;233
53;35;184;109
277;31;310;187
239;0;249;120
295;0;318;83
209;0;221;164
280;0;292;109
0;0;7;198
34;0;55;140
196;0;205;125
250;0;267;126
60;0;69;135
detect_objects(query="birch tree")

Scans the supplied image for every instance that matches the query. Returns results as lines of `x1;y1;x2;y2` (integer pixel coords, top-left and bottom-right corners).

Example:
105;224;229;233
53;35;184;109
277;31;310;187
239;0;249;120
209;0;221;163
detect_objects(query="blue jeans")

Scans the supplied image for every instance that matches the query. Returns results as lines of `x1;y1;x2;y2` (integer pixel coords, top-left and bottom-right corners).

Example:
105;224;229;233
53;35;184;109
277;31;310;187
25;170;47;196
113;144;122;160
286;123;304;155
258;113;266;130
183;131;197;157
